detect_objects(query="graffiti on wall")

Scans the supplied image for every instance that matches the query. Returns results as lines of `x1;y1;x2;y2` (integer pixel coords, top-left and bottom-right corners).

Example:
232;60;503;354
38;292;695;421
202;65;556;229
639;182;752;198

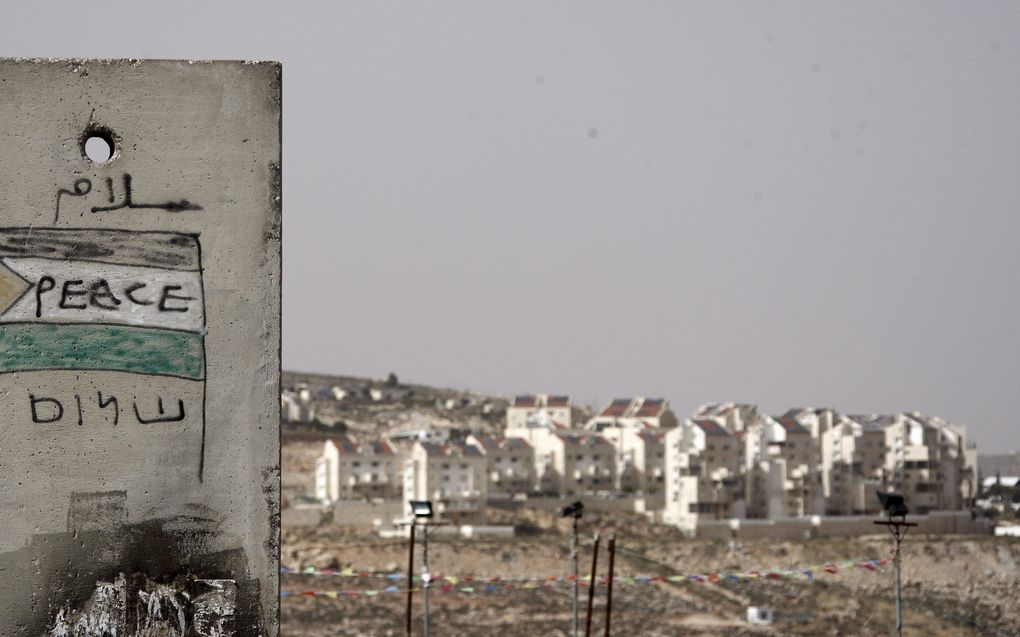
0;227;209;478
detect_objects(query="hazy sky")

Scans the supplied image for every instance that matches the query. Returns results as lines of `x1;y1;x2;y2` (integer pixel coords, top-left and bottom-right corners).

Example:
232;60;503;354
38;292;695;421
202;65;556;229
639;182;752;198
4;2;1019;449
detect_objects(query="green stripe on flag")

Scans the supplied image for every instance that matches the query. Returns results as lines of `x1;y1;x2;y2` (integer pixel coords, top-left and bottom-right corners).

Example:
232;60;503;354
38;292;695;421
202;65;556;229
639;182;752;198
0;323;204;380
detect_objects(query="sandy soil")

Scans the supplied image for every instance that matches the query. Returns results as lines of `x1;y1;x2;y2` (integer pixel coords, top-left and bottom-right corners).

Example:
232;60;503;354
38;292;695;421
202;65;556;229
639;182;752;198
281;512;1020;636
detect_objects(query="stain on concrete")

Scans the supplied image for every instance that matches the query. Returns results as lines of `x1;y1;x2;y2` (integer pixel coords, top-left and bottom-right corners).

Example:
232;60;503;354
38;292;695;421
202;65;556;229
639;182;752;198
0;506;263;635
49;574;238;636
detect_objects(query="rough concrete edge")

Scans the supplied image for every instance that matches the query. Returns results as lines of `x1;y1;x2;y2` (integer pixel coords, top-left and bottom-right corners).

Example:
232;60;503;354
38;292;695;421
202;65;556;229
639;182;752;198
0;57;282;67
273;59;283;637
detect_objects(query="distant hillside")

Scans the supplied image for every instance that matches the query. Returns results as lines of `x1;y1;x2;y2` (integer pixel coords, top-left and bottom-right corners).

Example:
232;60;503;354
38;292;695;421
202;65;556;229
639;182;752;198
281;370;594;442
282;370;509;439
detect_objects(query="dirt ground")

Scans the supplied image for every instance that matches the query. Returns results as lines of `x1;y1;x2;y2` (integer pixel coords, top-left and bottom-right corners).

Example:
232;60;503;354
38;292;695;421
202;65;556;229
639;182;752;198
281;512;1020;636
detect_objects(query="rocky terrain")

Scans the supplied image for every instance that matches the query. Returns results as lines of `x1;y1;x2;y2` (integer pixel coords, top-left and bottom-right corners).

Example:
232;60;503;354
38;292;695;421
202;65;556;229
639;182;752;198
281;510;1020;636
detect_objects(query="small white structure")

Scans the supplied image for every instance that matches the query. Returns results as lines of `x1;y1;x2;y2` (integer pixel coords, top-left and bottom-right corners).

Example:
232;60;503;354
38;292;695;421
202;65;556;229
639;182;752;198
281;386;315;422
746;606;774;625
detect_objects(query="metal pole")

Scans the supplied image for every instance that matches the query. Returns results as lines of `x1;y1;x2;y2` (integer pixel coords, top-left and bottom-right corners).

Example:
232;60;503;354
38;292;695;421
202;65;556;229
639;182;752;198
406;522;415;637
572;516;579;637
584;533;600;637
423;526;430;637
894;529;902;637
604;534;615;637
874;518;915;637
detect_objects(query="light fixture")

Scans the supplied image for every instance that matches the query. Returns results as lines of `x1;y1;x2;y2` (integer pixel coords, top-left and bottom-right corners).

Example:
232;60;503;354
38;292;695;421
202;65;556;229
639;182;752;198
877;491;908;519
560;500;584;519
410;500;433;519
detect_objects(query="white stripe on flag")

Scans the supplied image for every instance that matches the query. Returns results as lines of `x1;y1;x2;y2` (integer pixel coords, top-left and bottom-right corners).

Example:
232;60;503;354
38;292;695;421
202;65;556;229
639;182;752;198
0;257;204;332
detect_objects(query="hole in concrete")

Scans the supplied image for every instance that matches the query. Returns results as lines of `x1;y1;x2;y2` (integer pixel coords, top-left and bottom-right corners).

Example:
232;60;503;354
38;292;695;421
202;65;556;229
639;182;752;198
82;127;117;164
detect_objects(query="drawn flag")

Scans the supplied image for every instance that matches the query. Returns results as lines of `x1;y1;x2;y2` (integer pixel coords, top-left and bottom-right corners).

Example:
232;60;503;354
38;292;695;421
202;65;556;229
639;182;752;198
0;227;208;475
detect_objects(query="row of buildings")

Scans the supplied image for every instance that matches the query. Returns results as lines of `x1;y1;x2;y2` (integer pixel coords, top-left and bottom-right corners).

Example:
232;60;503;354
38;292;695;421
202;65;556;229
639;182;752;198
312;395;979;531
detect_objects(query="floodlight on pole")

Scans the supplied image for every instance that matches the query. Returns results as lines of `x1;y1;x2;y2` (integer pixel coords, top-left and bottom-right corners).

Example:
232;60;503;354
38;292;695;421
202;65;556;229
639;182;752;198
877;491;909;519
560;501;583;637
874;490;917;637
407;500;436;637
410;500;434;519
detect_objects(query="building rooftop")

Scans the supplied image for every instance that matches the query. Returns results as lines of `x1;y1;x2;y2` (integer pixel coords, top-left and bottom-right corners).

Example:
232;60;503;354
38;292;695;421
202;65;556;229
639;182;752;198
848;414;895;432
775;415;809;434
470;435;532;451
635;398;667;417
329;437;396;456
555;433;613;447
513;395;537;408
420;442;484;458
692;419;732;437
546;395;571;407
599;398;633;418
512;394;571;408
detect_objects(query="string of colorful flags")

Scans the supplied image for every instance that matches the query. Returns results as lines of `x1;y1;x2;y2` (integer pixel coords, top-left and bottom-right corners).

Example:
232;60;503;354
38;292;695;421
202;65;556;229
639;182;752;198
281;557;889;598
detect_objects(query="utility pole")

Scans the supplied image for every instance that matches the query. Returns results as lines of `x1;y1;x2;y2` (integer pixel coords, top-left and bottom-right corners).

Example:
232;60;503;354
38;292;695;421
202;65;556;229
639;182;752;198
406;522;416;637
422;525;431;637
560;500;583;637
874;491;917;637
406;500;436;637
604;534;616;637
572;515;579;637
584;533;600;637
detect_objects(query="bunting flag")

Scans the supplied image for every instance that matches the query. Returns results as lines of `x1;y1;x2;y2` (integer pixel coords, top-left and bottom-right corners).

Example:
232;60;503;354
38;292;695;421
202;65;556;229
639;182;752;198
281;556;890;599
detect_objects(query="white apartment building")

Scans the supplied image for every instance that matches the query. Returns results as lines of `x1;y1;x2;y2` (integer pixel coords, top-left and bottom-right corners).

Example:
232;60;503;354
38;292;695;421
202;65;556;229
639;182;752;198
403;442;488;523
601;427;665;494
523;432;615;495
884;412;977;513
506;394;572;430
587;397;679;431
663;419;744;531
465;434;536;496
660;403;980;531
315;437;400;503
745;415;819;519
820;416;887;515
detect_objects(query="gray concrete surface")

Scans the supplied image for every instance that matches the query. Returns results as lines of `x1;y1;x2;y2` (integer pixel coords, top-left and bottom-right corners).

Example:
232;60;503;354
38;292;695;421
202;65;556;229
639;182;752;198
0;59;281;635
